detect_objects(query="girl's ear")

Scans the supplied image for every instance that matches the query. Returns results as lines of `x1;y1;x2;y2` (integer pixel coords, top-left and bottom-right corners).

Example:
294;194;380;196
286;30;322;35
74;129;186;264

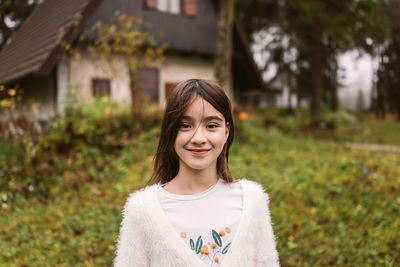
225;122;230;141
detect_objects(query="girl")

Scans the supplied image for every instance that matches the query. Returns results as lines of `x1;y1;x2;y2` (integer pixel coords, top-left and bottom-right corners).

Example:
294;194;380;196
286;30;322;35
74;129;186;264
114;79;279;267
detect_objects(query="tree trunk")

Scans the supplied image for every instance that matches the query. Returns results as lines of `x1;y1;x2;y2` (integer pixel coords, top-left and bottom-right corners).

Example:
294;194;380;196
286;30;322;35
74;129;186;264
310;22;324;127
296;93;301;108
215;0;234;99
329;50;339;112
287;73;293;112
329;57;338;129
129;69;143;119
376;69;386;119
331;85;339;111
397;107;400;121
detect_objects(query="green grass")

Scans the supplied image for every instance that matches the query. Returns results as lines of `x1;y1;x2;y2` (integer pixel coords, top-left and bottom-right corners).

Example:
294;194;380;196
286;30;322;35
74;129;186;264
1;117;399;266
232;117;399;266
335;113;400;146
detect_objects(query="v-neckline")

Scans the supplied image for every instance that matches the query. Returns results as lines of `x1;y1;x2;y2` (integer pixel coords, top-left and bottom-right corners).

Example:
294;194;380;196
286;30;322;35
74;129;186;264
150;179;249;267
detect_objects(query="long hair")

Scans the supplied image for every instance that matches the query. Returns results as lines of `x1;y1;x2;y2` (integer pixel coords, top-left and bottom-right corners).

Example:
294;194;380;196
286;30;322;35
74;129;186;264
147;79;235;185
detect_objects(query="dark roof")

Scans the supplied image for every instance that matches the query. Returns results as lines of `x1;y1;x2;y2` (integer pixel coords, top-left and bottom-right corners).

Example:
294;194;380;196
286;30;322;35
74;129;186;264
86;0;218;55
0;0;102;84
232;19;265;90
0;0;264;90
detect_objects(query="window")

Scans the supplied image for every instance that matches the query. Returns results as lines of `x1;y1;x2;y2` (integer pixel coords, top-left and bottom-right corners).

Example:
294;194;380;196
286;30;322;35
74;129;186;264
145;0;197;16
92;78;111;97
136;67;159;103
181;0;197;16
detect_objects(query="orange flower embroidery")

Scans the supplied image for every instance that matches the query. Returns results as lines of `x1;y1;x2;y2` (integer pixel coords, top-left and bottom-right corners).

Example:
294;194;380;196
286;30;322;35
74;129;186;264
185;228;232;264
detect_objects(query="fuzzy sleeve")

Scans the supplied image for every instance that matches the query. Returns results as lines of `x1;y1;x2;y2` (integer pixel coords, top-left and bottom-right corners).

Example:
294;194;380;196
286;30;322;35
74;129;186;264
114;193;150;267
255;185;280;267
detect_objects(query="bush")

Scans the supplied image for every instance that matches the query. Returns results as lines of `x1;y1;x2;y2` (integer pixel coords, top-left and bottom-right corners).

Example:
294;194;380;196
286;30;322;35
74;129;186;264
0;98;162;205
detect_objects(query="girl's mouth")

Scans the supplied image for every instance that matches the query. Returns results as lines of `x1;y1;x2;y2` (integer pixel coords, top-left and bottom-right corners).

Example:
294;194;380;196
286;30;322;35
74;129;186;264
188;149;210;156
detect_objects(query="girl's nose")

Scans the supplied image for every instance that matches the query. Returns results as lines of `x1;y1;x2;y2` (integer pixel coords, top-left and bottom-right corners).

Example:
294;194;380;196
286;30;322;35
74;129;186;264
191;126;206;144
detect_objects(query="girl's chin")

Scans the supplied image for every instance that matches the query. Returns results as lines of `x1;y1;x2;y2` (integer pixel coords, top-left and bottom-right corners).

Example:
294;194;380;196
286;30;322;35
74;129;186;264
183;162;213;171
187;165;210;171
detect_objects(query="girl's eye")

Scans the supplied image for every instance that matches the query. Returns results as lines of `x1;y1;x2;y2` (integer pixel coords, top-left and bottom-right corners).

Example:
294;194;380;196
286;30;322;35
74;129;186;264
207;123;218;129
179;123;191;129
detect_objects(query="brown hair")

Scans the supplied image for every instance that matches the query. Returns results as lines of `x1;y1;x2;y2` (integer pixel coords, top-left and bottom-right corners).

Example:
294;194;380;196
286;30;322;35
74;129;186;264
147;79;235;185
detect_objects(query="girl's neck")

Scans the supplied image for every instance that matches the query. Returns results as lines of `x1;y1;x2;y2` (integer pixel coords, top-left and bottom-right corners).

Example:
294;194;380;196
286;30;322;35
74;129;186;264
164;168;219;195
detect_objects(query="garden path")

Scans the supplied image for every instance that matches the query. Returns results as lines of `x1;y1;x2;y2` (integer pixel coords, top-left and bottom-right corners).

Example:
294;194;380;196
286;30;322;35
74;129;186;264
344;142;400;153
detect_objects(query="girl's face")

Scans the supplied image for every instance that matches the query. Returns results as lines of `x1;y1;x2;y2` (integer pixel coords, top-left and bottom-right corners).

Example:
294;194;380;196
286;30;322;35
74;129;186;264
174;96;229;174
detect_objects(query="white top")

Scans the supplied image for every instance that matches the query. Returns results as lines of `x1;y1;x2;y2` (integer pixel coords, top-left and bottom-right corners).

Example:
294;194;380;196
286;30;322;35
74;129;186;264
114;179;280;267
157;178;243;266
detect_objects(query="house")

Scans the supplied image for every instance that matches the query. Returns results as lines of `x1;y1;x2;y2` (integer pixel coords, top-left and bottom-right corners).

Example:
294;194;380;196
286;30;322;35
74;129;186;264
0;0;265;120
268;71;307;109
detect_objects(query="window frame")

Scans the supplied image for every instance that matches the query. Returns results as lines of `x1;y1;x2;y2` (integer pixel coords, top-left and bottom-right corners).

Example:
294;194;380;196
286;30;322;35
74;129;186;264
91;78;111;97
144;0;198;17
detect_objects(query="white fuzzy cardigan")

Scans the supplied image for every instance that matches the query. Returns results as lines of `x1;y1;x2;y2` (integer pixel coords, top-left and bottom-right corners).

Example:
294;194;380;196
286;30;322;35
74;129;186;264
114;179;280;267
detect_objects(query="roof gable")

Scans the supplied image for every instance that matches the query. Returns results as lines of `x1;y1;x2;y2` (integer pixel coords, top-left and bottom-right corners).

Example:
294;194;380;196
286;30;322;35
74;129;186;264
0;0;264;90
0;0;102;84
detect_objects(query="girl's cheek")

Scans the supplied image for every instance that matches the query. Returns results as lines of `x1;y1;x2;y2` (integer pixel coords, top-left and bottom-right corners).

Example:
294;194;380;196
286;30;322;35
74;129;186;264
177;131;192;140
210;132;226;142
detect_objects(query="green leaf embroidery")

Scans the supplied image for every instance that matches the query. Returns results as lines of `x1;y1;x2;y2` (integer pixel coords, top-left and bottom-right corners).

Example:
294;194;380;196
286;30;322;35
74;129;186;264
212;229;222;247
195;236;203;254
222;242;231;254
190;238;195;250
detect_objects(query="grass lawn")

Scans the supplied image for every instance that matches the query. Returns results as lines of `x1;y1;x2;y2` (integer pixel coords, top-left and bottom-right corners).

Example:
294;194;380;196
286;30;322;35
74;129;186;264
1;117;399;266
335;113;400;146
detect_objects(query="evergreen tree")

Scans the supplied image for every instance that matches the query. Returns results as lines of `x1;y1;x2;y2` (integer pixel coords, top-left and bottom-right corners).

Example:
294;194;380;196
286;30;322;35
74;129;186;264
376;0;400;120
236;0;390;126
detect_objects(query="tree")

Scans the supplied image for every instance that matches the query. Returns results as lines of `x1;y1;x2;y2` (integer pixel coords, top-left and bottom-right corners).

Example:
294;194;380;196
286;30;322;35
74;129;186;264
375;0;400;120
376;37;400;119
236;0;390;126
0;0;39;50
215;0;234;99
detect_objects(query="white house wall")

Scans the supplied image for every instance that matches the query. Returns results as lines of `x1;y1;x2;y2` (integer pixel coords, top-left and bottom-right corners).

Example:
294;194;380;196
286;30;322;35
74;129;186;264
69;51;215;108
69;50;131;105
57;57;70;116
159;54;215;106
1;52;216;124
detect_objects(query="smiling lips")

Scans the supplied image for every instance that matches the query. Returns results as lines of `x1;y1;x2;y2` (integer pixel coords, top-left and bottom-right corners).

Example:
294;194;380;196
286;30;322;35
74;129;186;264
187;149;210;156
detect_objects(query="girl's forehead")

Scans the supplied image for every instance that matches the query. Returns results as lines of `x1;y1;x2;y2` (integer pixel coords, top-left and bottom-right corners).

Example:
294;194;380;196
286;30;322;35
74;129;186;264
183;97;225;120
185;97;215;113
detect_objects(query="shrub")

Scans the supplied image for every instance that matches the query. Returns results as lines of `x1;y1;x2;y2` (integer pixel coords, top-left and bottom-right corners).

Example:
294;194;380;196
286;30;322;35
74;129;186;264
0;98;162;206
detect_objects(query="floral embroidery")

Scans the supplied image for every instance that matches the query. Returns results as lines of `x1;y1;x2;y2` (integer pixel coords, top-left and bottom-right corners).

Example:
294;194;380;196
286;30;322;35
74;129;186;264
186;228;232;266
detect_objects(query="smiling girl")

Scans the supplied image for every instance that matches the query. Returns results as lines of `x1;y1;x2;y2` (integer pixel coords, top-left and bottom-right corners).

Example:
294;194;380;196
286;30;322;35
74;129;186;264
114;79;279;267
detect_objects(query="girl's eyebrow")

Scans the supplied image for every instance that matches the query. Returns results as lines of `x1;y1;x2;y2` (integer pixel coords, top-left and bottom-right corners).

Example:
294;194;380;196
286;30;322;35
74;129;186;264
181;115;224;122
